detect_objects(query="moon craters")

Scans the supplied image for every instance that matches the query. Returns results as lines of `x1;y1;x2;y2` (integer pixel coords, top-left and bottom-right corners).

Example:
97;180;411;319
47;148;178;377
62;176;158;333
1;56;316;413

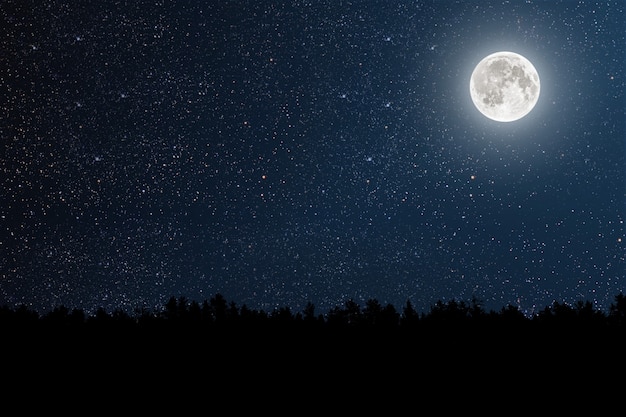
469;51;540;122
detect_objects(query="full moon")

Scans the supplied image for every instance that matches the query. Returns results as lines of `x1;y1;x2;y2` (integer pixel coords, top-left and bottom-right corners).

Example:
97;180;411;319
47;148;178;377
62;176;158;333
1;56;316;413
469;51;540;122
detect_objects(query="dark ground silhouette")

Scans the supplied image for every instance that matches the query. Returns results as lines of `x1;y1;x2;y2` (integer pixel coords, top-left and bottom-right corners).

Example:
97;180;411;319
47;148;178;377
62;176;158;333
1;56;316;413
3;292;626;350
3;293;626;396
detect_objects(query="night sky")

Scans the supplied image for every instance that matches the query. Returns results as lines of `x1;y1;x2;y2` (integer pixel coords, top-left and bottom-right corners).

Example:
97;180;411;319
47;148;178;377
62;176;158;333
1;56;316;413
2;0;624;316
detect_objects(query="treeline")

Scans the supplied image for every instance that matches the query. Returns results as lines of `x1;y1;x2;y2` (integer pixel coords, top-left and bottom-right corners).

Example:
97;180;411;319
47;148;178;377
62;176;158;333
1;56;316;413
3;292;626;375
2;292;626;332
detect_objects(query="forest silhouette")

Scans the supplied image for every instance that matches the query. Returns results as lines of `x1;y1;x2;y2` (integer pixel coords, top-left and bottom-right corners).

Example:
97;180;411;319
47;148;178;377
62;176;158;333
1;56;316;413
3;293;626;381
3;292;626;342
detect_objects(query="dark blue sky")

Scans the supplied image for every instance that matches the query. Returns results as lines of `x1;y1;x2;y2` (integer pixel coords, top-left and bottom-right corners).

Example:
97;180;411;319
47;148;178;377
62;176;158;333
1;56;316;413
1;0;624;315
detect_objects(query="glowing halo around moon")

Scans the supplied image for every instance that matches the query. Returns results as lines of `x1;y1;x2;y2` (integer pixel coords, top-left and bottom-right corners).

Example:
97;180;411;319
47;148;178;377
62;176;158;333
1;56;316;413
469;51;540;122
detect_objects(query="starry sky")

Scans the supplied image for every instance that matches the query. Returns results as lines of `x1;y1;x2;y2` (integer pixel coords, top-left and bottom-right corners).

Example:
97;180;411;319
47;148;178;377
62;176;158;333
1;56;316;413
2;0;624;316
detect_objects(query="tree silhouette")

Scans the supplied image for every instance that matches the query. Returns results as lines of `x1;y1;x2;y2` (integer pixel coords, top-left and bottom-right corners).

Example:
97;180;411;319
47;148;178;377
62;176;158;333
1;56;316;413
400;299;420;328
209;293;228;323
1;292;625;347
609;292;626;325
